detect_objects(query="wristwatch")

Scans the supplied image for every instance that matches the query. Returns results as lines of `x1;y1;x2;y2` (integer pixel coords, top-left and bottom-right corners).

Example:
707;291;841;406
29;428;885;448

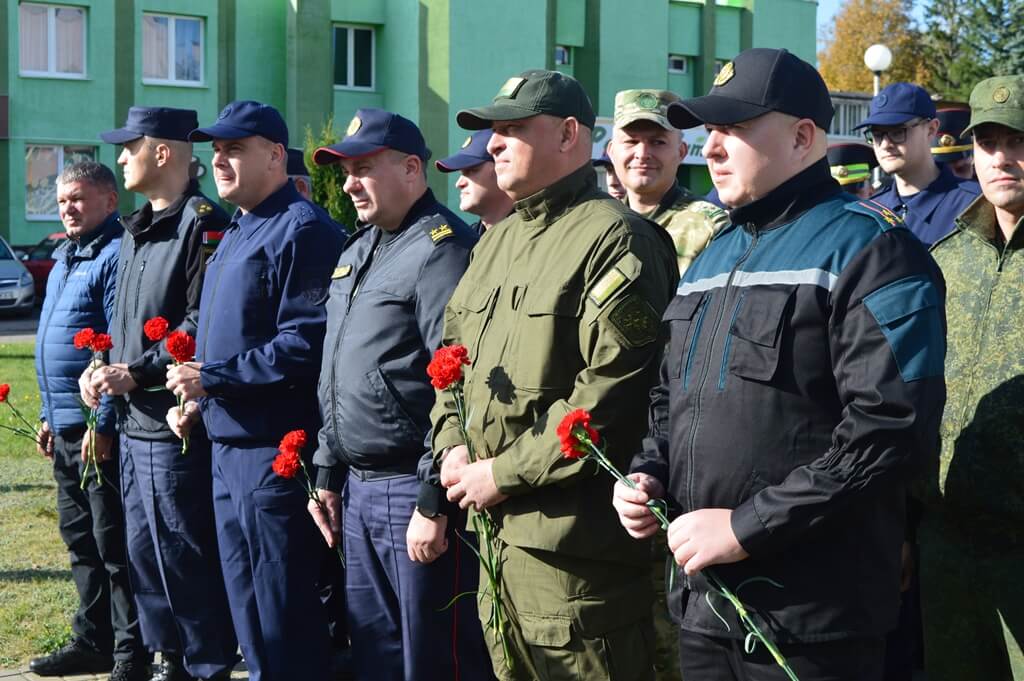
416;506;442;519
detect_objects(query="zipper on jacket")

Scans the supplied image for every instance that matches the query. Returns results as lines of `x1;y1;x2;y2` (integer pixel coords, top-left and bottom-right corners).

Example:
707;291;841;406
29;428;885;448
132;260;147;318
683;226;759;529
717;290;747;390
197;240;229;359
682;295;710;390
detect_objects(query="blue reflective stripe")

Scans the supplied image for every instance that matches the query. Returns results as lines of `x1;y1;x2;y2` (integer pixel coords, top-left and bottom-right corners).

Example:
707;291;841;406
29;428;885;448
863;274;945;382
718;291;747;390
683;294;710;390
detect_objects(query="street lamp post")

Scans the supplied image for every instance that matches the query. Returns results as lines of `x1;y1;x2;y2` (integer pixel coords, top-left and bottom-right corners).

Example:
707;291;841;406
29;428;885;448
863;44;893;188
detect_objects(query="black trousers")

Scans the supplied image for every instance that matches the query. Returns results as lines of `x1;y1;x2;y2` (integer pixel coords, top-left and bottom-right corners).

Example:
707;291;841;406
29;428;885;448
52;427;143;661
679;629;885;681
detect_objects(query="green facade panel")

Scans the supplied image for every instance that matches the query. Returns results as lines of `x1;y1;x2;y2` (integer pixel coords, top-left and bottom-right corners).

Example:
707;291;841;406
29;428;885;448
555;0;586;47
752;0;816;64
714;6;741;59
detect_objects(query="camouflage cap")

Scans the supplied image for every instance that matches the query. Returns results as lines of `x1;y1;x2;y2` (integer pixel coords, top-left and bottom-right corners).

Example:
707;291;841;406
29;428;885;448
614;89;681;130
965;75;1024;135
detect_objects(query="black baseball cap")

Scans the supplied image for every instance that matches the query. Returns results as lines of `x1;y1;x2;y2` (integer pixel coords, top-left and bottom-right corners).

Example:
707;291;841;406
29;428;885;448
189;100;289;147
668;48;834;131
100;106;198;144
313;108;431;164
286;148;309;176
457;69;596;130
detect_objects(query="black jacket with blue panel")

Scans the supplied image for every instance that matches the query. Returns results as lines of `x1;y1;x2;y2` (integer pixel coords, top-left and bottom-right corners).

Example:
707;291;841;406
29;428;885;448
313;190;477;513
631;159;946;643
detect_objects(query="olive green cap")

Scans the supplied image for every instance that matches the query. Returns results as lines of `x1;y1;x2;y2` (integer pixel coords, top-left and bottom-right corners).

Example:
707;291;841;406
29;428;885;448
614;89;681;130
964;75;1024;135
457;69;596;131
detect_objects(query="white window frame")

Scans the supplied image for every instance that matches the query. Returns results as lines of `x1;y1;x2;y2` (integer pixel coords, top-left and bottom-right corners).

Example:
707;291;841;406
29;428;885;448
24;143;98;221
142;13;205;87
668;54;689;74
18;3;88;79
554;45;572;66
333;24;376;92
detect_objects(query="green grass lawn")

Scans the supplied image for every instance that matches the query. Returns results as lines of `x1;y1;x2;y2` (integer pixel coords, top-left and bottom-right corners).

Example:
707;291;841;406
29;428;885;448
0;342;77;667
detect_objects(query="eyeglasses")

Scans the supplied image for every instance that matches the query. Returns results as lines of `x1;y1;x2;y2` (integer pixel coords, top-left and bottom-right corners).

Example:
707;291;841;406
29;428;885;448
865;119;931;145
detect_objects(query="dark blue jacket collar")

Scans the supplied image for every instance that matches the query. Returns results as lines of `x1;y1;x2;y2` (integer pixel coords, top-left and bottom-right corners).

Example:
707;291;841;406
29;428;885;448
59;212;122;261
897;163;960;222
232;179;300;235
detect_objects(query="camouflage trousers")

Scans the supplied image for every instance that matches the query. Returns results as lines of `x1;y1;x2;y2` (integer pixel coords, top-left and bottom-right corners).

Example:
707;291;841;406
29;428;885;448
919;514;1024;680
479;540;656;681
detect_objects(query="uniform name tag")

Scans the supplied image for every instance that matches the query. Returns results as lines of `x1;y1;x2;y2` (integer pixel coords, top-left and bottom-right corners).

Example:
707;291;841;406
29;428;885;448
332;265;352;279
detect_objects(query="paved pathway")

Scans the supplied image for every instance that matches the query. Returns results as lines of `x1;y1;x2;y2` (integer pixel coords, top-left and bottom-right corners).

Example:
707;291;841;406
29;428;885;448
0;656;250;680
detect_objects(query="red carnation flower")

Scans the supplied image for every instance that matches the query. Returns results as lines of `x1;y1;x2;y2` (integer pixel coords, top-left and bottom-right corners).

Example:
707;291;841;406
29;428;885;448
0;384;9;403
427;344;471;390
279;429;308;455
73;328;96;350
272;449;302;479
557;409;600;459
165;331;196;364
144;316;170;341
90;333;113;353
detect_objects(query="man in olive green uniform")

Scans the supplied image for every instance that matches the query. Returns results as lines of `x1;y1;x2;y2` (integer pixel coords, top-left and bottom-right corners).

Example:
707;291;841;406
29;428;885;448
607;89;729;275
919;75;1024;681
432;69;678;681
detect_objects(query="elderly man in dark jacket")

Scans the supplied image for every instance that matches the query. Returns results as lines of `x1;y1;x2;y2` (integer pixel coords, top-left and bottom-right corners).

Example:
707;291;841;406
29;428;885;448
32;162;148;681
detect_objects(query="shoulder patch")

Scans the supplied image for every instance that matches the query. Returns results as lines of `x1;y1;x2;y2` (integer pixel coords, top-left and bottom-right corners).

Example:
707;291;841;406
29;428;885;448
428;223;454;244
607;294;660;347
845;200;905;231
195;201;213;216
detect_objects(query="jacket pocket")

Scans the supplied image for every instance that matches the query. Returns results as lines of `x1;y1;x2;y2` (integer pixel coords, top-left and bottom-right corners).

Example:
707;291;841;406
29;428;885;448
514;283;583;390
863;274;944;382
366;368;420;441
663;294;706;382
727;287;793;383
519;612;573;648
448;281;496;364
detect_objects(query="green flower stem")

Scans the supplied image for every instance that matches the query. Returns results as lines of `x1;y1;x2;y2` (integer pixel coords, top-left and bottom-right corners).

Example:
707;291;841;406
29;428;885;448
4;401;40;436
300;459;346;568
573;428;799;681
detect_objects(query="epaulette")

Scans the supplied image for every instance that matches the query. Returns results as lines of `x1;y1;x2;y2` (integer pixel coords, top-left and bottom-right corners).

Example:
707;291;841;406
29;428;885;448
287;200;318;225
421;216;456;246
188;195;216;218
844;199;905;231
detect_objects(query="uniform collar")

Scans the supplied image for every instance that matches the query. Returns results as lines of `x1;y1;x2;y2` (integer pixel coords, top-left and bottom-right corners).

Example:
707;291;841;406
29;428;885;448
954;194;1024;249
630;181;685;223
62;212;122;260
233;179;299;234
730;158;841;232
122;179;202;238
512;163;596;227
891;163;960;221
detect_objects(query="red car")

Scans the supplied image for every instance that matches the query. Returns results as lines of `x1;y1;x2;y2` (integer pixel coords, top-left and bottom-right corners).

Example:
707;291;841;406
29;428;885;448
22;232;67;299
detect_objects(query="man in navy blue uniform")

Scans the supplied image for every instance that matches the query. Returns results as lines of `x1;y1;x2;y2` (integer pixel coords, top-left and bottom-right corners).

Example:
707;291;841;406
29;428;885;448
435;129;513;234
308;108;492;681
85;106;237;681
856;82;979;246
32;162;149;681
165;100;344;681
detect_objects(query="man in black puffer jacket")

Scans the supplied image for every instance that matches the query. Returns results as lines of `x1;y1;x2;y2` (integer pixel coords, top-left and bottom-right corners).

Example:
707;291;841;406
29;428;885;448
85;107;237;681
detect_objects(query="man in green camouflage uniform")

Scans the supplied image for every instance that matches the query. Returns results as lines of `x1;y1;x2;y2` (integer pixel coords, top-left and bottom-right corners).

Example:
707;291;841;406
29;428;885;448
919;74;1024;681
432;70;678;681
607;89;729;275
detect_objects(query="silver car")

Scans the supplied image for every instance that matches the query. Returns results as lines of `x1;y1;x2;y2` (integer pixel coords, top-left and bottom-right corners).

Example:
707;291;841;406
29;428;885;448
0;236;36;315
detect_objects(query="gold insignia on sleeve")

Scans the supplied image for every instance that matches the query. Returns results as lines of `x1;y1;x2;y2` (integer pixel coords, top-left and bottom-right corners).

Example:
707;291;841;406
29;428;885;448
346;116;362;136
713;62;735;87
430;224;454;243
461;135;473;149
332;264;352;279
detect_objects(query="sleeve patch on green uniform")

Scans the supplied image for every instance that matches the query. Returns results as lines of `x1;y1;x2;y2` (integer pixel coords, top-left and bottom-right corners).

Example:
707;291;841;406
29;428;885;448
608;294;660;347
587;252;643;308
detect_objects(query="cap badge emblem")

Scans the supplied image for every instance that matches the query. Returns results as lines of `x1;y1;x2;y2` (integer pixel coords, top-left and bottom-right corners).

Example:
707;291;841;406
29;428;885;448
713;62;735;87
875;94;888;107
346;116;362;137
461;135;473;149
939;133;956;147
496;77;527;99
218;106;232;120
637;93;659;110
993;86;1011;103
835;165;849;178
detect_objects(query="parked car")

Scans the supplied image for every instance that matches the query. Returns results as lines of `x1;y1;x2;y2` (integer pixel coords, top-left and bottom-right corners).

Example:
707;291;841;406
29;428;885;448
0;236;37;315
21;231;67;299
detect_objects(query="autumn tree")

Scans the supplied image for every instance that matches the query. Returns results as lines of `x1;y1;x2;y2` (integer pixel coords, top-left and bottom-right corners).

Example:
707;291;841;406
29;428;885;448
818;0;929;93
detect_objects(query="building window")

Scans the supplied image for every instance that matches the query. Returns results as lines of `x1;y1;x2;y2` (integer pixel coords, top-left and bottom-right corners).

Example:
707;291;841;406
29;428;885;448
143;14;204;85
25;144;97;220
18;3;87;78
554;45;572;66
668;54;689;74
334;25;375;90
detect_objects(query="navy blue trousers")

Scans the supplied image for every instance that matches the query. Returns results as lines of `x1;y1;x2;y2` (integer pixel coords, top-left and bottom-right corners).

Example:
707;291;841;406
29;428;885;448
212;442;330;681
345;472;494;681
120;433;237;678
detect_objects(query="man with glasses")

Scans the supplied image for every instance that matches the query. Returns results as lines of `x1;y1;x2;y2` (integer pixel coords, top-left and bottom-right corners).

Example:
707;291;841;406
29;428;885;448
855;82;979;246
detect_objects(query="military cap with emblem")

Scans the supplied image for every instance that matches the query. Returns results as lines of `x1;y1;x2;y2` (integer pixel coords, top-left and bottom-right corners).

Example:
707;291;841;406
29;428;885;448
614;89;681;130
435;130;493;173
853;82;936;130
286;148;309;176
964;75;1024;134
312;108;431;164
827;142;878;186
931;107;973;162
189;100;289;146
667;48;834;130
100;106;199;143
457;69;596;130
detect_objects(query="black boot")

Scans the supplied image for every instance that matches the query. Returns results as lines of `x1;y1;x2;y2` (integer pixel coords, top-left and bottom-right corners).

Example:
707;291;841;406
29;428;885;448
108;655;152;681
150;653;196;681
28;639;113;676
